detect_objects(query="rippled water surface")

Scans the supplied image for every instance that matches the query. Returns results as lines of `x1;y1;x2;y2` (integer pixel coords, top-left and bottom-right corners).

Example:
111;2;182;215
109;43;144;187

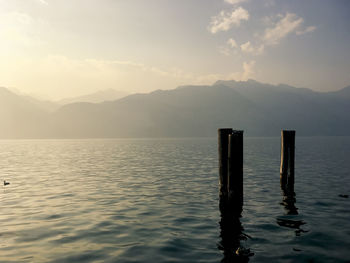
0;137;349;262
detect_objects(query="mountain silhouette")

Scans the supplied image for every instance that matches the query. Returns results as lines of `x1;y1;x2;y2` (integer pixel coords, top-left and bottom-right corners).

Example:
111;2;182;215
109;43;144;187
0;87;49;138
57;89;129;105
1;80;349;138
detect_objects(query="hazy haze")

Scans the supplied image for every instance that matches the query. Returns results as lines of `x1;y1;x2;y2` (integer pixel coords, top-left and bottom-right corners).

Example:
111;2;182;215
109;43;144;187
1;0;350;99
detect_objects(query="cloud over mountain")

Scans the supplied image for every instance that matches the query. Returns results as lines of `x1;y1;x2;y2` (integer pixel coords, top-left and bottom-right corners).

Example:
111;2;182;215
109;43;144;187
208;7;249;34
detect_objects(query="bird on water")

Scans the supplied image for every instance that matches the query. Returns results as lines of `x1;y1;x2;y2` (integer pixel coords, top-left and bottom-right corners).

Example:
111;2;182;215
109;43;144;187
4;180;10;186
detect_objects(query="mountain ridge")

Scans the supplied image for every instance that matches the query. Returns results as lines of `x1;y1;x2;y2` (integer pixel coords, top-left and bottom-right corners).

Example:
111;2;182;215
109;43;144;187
57;89;129;105
0;80;349;138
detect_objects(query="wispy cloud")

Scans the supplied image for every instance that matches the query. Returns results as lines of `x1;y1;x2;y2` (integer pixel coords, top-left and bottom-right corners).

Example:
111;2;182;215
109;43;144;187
1;54;258;99
227;38;238;48
194;60;256;83
85;59;195;80
218;39;239;56
263;13;304;45
224;0;248;5
35;0;48;5
85;58;257;85
296;25;317;35
0;12;34;26
211;5;316;58
218;46;232;56
241;60;256;80
240;41;264;54
0;55;199;98
208;7;249;34
240;41;254;53
0;12;47;48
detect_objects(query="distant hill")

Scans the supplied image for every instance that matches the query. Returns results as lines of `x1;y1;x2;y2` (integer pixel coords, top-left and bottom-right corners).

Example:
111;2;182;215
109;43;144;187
50;85;264;138
0;81;349;138
0;87;49;138
57;89;129;105
6;88;59;112
49;80;350;137
213;80;350;135
327;85;350;99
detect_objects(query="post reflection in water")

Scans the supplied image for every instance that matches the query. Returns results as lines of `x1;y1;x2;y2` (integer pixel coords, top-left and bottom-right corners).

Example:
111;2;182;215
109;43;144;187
218;196;253;263
277;179;308;236
280;179;298;215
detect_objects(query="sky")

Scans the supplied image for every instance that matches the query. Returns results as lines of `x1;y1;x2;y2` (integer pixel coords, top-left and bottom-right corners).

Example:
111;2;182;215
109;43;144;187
0;0;349;100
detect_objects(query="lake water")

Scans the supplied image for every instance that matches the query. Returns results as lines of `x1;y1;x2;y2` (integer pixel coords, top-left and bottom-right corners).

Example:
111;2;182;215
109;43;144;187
0;137;349;262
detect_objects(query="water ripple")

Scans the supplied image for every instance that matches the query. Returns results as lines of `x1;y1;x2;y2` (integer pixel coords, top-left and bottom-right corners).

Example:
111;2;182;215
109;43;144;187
0;137;349;262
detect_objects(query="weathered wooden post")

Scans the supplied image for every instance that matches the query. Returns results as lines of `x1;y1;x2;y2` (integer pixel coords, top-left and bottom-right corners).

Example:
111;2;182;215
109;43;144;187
280;130;295;187
228;131;244;209
218;129;252;260
218;128;233;199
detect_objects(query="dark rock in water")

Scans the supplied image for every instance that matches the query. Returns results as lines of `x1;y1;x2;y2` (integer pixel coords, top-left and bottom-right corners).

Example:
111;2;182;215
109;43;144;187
339;194;349;198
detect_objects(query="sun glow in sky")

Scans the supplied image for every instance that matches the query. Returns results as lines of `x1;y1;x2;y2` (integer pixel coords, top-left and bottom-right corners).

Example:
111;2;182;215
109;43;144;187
0;0;349;99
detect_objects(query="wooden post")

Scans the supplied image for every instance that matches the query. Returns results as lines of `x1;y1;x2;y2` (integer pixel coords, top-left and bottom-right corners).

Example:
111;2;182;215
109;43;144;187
280;130;295;187
218;129;252;260
218;128;233;199
228;131;243;209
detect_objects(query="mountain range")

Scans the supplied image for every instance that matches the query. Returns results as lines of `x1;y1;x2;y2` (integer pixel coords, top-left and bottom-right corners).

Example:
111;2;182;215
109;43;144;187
57;89;129;105
1;80;349;138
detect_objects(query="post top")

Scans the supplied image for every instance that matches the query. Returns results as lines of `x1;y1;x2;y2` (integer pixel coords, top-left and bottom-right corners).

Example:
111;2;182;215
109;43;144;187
281;130;296;134
218;128;244;134
218;128;233;135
